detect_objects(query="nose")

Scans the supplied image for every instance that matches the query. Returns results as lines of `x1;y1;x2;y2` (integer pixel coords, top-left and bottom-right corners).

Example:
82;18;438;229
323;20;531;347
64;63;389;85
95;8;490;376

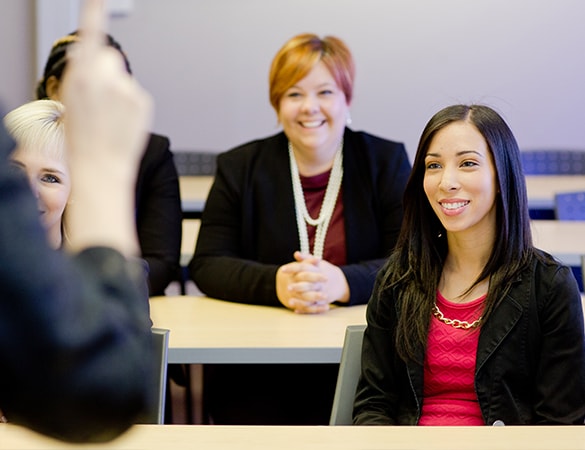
301;94;319;114
29;178;40;198
438;167;460;192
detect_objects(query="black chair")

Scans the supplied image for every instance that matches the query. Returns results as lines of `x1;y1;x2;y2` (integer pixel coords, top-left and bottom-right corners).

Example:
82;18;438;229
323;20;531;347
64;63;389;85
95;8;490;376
173;151;217;176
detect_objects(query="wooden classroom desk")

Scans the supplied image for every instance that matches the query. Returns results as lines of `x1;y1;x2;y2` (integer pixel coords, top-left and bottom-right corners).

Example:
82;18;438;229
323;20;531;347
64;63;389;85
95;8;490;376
180;218;200;266
531;220;585;267
526;175;585;210
2;423;585;450
179;220;585;270
179;175;213;215
149;295;366;364
178;175;585;216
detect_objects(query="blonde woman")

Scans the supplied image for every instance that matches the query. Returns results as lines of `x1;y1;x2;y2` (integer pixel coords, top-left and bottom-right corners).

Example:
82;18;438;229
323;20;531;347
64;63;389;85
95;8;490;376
4;99;70;248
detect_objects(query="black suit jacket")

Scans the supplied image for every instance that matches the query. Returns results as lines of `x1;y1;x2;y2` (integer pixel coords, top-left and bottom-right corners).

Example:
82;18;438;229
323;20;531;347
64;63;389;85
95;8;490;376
189;129;411;306
135;133;182;295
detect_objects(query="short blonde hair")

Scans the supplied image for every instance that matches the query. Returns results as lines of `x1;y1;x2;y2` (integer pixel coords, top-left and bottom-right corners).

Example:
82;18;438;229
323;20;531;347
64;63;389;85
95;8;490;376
3;99;66;162
269;33;355;113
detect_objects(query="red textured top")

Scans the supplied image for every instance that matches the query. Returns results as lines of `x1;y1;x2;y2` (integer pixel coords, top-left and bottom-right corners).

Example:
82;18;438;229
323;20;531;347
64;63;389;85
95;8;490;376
301;170;346;265
418;291;486;425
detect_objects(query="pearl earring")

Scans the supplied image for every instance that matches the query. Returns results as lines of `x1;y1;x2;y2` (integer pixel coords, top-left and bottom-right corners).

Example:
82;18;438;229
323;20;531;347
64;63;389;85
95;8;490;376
346;114;352;126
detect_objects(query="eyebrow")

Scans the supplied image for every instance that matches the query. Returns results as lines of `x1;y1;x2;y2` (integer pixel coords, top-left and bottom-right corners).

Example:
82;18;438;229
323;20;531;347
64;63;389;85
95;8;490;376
288;82;337;90
11;160;67;177
425;150;485;159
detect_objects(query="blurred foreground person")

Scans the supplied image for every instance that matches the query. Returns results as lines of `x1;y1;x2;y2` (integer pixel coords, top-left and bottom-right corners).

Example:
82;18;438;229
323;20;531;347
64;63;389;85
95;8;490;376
0;0;156;442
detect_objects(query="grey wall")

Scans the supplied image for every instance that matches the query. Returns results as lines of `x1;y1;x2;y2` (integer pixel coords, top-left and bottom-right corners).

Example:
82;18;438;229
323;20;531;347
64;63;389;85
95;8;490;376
0;0;35;113
4;0;585;161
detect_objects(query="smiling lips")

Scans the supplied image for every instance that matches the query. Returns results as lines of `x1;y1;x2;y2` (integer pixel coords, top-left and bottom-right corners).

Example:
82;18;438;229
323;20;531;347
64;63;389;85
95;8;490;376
439;200;469;215
300;120;325;128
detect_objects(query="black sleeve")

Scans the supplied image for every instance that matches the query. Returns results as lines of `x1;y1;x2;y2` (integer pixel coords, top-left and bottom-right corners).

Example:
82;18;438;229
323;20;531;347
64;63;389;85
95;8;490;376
135;134;182;296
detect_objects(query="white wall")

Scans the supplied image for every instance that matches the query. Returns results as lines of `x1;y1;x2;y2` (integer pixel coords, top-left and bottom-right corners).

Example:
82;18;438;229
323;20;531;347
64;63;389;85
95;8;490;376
35;0;585;160
0;0;35;112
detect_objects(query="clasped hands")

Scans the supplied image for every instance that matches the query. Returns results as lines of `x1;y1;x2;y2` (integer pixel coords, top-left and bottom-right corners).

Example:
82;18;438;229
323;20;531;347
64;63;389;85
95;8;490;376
276;251;349;314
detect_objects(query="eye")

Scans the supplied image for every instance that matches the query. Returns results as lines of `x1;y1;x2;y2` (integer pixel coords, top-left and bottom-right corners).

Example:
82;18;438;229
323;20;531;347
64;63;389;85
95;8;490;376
319;89;334;95
9;161;26;174
425;162;441;170
41;174;61;184
286;91;301;98
461;160;479;168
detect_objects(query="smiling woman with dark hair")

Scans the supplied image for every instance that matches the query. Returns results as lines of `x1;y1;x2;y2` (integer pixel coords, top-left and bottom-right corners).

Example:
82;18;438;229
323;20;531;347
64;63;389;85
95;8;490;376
353;104;585;426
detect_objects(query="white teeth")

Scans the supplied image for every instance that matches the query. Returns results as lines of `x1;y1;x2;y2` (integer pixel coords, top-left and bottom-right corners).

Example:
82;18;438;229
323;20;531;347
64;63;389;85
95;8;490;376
442;201;468;210
302;121;323;128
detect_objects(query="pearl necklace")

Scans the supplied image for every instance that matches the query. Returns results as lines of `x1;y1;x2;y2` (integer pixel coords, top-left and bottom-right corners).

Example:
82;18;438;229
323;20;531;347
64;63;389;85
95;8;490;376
288;141;343;259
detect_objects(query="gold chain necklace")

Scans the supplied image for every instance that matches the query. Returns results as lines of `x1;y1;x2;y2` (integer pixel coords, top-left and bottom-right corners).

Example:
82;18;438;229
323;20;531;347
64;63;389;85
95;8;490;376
432;302;482;329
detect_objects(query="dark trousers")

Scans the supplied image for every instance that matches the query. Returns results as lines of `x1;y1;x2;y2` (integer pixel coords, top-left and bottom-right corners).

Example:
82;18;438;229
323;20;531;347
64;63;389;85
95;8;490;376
203;363;339;425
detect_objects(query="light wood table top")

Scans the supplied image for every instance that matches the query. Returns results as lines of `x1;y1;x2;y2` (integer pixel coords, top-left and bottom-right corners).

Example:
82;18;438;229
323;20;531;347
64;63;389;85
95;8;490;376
179;176;213;214
149;295;366;364
526;175;585;209
2;423;585;450
180;219;200;266
178;220;585;269
531;220;585;266
178;175;585;214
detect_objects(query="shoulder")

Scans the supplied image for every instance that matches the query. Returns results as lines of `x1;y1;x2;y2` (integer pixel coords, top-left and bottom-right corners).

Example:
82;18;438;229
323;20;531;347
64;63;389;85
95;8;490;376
345;129;406;154
344;129;410;168
530;249;577;286
146;132;171;151
343;129;411;184
510;249;580;310
141;132;172;165
217;132;287;166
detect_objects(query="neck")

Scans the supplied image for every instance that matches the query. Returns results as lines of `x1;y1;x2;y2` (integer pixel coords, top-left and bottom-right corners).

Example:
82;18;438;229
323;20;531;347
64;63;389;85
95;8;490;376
289;141;341;177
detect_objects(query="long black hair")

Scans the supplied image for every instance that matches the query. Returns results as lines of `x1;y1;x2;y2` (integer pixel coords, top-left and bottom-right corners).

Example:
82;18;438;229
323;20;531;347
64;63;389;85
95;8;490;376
381;104;534;363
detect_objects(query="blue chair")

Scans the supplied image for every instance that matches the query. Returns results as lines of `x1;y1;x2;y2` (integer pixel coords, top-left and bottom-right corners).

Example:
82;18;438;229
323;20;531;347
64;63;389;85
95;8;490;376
329;324;366;425
554;191;585;220
137;328;170;424
521;150;585;175
553;192;585;292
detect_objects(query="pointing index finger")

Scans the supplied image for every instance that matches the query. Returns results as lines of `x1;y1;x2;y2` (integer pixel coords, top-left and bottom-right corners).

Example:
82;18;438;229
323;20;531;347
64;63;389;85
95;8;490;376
77;0;107;58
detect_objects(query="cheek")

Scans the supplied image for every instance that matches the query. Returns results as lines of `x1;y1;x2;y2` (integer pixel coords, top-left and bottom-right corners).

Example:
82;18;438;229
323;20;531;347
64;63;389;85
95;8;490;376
43;188;69;214
422;174;433;198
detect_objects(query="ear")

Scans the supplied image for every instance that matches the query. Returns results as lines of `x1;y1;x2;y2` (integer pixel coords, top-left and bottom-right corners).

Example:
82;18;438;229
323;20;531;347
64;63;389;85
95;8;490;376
45;76;61;100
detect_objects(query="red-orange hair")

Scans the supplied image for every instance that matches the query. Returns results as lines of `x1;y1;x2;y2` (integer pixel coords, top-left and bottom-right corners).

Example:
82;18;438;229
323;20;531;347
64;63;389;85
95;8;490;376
269;33;355;113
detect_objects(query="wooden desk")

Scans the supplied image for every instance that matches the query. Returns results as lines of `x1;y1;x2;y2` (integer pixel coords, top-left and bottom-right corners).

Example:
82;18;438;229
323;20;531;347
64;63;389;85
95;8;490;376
179;175;585;215
179;176;214;215
531;220;585;266
2;423;585;450
180;219;200;266
526;175;585;210
149;296;366;364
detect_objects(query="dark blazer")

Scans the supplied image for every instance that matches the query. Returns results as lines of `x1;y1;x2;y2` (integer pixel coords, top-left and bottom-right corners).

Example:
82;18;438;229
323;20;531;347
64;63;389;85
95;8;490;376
353;250;585;425
0;122;154;442
189;129;411;306
135;133;182;296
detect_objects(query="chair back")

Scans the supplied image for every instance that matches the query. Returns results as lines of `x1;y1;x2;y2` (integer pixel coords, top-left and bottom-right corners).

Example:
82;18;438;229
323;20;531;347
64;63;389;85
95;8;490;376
138;327;169;424
521;150;585;175
329;324;366;425
554;191;585;220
